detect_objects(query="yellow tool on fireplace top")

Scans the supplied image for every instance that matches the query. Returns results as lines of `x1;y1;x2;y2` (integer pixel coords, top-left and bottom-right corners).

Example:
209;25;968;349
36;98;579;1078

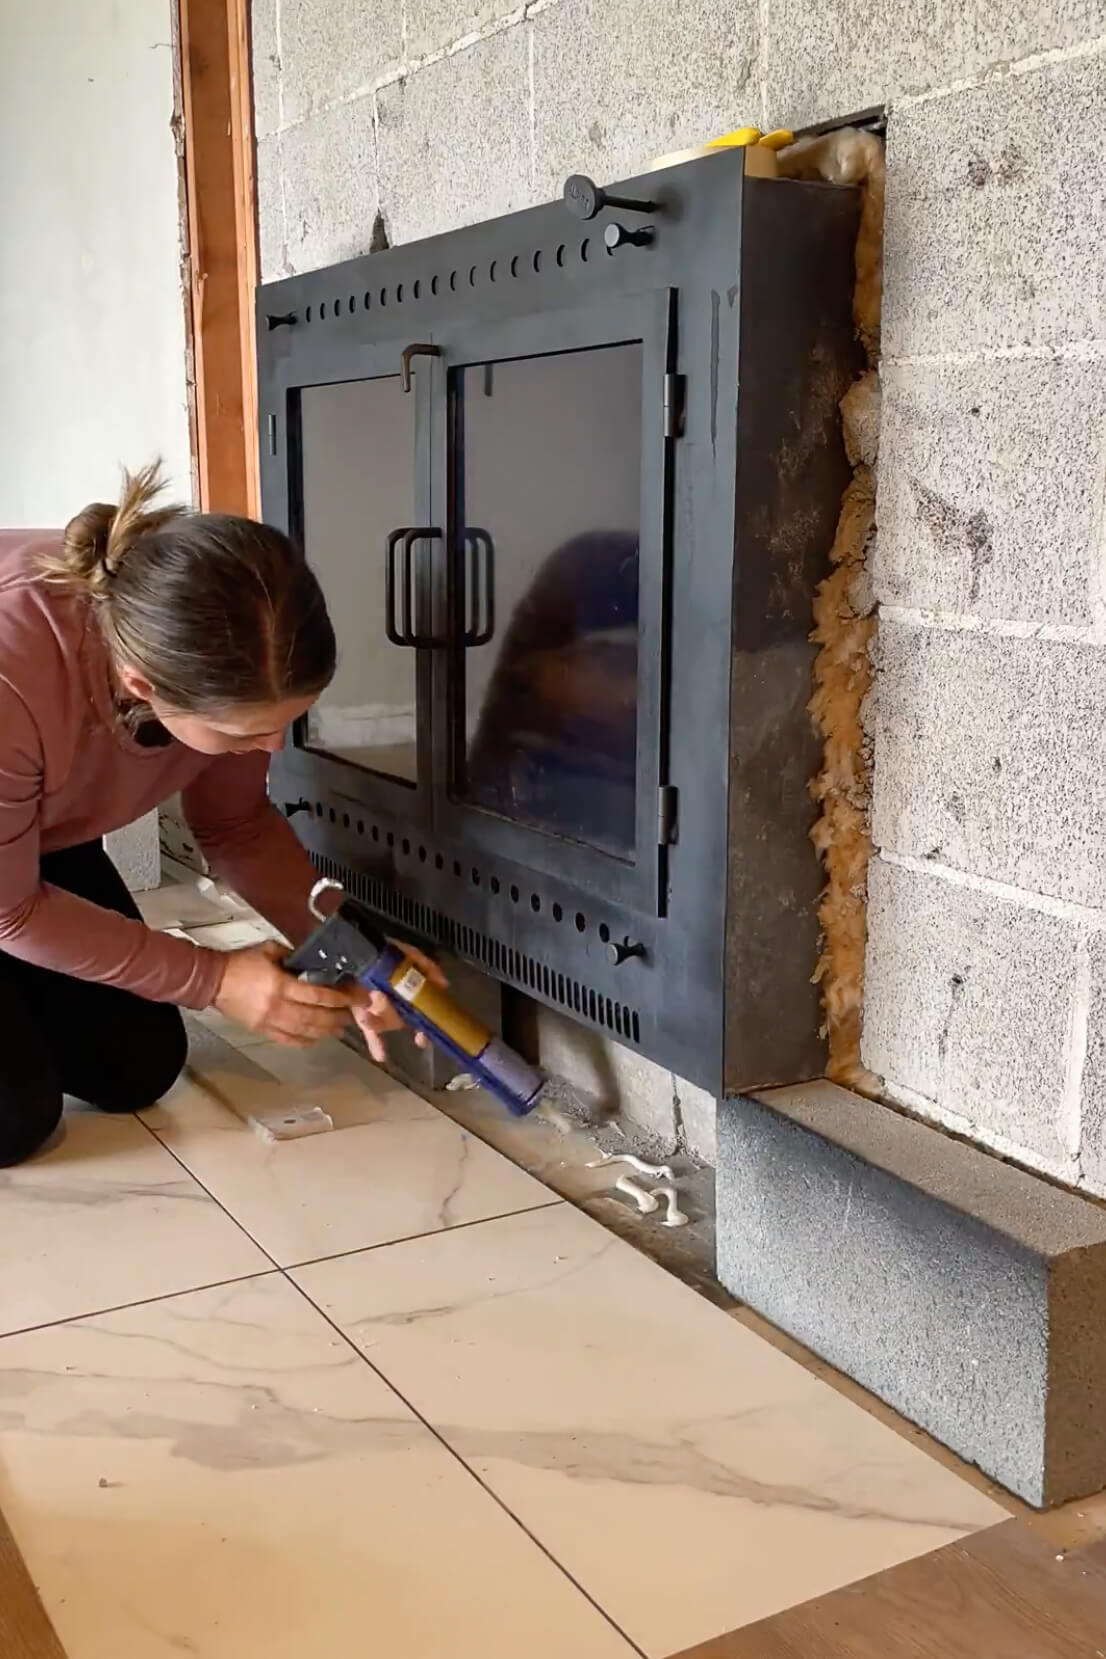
651;126;795;176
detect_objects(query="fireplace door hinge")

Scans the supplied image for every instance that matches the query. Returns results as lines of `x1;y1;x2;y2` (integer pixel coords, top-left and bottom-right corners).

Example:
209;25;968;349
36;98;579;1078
663;373;685;439
657;785;679;845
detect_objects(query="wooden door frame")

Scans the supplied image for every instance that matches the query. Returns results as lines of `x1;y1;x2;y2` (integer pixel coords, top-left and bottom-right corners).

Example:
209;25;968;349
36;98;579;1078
175;0;259;515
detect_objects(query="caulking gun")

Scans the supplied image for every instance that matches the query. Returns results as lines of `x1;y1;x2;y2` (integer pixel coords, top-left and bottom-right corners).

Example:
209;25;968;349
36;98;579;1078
284;878;546;1117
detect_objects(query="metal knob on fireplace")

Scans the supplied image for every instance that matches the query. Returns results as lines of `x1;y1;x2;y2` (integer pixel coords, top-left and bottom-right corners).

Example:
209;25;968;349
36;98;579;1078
607;937;646;967
562;173;660;222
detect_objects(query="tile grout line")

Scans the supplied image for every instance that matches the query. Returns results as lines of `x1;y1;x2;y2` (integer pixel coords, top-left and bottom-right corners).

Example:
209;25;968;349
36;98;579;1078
0;1268;281;1344
132;1109;285;1267
20;1091;640;1645
125;1112;649;1646
286;1197;564;1272
0;1189;562;1342
292;1277;649;1658
121;1116;643;1650
136;1089;566;1269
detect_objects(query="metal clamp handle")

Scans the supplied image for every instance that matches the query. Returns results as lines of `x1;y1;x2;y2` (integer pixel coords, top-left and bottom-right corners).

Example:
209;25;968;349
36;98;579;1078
308;877;344;922
462;528;495;647
385;527;444;647
400;342;440;392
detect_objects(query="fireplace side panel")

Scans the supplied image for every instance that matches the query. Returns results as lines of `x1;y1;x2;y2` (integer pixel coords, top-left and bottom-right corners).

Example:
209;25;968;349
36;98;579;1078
722;180;863;1094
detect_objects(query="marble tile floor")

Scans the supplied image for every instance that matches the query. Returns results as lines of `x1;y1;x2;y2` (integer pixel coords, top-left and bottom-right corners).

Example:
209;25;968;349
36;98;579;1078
1;877;1064;1656
0;1017;1012;1652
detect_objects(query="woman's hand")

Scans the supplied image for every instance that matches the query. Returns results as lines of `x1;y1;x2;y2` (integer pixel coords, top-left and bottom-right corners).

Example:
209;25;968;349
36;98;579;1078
213;942;363;1048
213;938;450;1059
351;942;448;1062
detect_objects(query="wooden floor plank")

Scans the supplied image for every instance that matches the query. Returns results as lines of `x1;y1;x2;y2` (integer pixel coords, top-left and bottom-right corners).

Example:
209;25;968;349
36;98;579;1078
0;1502;67;1659
670;1521;1106;1659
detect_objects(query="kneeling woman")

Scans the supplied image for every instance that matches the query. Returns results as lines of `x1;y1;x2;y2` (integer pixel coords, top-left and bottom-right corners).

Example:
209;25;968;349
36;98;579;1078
0;466;424;1166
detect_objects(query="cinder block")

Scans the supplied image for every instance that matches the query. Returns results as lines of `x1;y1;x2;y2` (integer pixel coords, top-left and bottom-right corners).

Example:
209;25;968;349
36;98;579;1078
872;619;1106;909
280;99;378;275
717;1080;1106;1506
883;54;1106;357
863;858;1080;1173
251;0;281;138
536;1008;678;1149
255;134;286;282
376;30;531;246
1076;929;1106;1190
405;0;509;61
531;0;757;198
763;0;1098;128
875;357;1105;626
675;1078;717;1164
276;0;402;129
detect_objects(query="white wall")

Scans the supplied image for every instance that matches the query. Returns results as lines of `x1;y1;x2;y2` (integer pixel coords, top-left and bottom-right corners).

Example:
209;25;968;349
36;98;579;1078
0;0;192;525
0;0;192;890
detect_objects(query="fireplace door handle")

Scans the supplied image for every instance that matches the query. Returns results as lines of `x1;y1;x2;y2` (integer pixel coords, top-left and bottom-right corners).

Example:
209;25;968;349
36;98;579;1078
385;527;443;647
462;528;495;647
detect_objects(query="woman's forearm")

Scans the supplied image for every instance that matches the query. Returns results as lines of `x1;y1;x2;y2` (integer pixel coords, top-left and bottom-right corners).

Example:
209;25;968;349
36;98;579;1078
0;880;223;1006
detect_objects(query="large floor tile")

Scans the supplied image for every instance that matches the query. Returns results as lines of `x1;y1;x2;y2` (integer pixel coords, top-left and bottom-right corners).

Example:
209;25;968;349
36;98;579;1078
0;1276;636;1659
295;1204;1008;1657
143;1025;556;1267
0;1109;268;1335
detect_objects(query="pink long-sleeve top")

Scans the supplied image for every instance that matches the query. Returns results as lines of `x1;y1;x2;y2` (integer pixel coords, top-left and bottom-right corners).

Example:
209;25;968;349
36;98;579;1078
0;533;319;1009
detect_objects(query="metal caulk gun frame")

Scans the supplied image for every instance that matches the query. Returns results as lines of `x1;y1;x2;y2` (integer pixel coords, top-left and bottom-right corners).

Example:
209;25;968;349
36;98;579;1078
283;879;546;1117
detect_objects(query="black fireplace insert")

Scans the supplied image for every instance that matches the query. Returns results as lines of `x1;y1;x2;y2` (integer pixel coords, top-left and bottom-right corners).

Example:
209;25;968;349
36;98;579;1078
257;151;861;1096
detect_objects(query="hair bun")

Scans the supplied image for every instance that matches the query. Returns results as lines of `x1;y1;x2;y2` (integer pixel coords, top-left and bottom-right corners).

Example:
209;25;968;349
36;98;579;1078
61;502;119;593
46;462;180;601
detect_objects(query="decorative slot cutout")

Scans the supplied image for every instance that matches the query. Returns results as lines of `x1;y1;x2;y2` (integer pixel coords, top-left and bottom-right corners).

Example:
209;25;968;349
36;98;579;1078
310;851;640;1045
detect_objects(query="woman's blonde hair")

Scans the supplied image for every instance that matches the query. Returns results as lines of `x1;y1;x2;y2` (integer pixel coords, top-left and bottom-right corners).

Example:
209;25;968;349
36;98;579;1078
40;464;335;715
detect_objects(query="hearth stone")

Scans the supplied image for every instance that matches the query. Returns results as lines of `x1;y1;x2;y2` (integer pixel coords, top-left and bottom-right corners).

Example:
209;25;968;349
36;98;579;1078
717;1080;1106;1507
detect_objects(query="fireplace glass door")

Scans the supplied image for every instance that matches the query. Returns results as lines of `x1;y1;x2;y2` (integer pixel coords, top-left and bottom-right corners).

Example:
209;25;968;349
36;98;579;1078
436;293;673;910
292;358;433;818
454;344;642;857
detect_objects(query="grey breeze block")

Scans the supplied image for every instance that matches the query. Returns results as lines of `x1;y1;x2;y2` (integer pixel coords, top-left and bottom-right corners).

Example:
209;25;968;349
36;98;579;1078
717;1081;1106;1508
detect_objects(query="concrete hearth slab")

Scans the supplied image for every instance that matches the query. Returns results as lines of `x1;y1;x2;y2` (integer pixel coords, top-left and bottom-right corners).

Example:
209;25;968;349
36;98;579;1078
717;1081;1106;1508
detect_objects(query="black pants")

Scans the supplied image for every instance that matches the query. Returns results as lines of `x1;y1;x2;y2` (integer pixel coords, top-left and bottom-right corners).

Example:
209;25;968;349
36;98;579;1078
0;842;187;1166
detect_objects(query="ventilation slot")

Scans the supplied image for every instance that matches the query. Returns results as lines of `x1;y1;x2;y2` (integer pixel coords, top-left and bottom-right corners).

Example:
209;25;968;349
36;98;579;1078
310;853;641;1045
299;239;592;328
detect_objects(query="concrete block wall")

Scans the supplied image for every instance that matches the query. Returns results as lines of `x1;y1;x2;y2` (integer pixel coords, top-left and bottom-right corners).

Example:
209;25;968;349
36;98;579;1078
252;0;1106;1186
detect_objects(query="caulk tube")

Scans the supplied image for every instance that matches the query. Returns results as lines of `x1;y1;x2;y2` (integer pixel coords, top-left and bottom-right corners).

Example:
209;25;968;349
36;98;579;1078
285;897;544;1116
365;940;545;1117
